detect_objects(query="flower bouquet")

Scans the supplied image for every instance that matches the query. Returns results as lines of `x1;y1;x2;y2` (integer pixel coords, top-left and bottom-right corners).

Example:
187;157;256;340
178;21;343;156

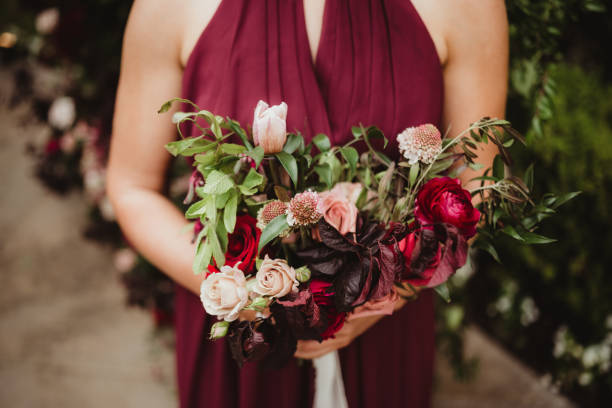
160;98;577;367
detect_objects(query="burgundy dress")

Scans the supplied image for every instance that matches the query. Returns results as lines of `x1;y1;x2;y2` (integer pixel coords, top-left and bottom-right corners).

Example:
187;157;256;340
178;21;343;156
175;1;443;407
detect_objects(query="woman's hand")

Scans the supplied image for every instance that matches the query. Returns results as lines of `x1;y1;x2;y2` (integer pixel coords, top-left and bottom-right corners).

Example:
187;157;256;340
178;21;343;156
294;295;408;359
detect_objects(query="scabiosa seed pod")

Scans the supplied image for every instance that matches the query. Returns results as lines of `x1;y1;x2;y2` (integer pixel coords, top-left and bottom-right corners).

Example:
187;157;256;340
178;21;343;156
286;191;323;227
256;200;288;230
397;124;442;165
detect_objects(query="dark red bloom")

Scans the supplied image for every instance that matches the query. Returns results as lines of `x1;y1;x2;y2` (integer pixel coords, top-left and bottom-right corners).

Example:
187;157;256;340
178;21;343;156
415;177;481;238
310;279;346;339
223;214;261;273
45;139;60;155
400;224;468;288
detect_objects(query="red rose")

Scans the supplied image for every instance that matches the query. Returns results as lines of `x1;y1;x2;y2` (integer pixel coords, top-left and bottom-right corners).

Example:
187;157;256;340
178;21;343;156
415;177;481;238
223;214;261;273
310;279;346;339
398;231;441;288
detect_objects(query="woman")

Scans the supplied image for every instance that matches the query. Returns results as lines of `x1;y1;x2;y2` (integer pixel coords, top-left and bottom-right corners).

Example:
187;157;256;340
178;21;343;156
107;0;508;407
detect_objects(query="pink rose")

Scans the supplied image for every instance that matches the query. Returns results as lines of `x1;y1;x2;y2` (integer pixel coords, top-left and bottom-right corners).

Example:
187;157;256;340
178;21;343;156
253;256;299;298
347;287;399;320
252;100;287;154
200;265;249;322
318;189;358;235
330;182;363;204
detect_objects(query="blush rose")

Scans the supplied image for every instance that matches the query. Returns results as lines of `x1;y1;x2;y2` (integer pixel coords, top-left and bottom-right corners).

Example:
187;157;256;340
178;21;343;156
253;256;299;298
200;264;249;322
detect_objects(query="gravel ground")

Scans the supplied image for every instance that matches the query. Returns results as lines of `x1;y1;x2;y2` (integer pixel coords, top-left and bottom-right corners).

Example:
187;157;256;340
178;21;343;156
0;70;574;407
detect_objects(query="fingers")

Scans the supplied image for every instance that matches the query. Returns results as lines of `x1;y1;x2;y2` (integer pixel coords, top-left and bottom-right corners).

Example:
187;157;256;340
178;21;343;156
294;337;347;359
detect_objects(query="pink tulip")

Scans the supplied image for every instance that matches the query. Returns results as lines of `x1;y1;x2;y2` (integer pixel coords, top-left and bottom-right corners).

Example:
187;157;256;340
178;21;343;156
252;100;287;154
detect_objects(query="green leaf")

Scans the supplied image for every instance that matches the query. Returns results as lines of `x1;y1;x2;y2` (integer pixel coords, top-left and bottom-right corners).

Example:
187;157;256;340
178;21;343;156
409;163;420;187
158;97;199;114
192;229;212;273
194;151;216;167
493;155;505;179
501;225;524;241
216;216;228;252
474;239;501;263
520;231;557;245
165;136;204;156
314;164;333;189
241;168;264;190
551;191;581;209
208;224;225;266
247;146;264;168
312;133;331;152
227;120;253;150
275;151;298;187
171;111;196;124
202;170;234;195
429;158;455;175
283;133;304;154
468;162;484;171
258;214;289;252
224;190;238;233
205;195;217;223
434;283;451;303
185;198;211;219
221;143;247;155
340;146;358;175
351;126;363;138
215;191;230;209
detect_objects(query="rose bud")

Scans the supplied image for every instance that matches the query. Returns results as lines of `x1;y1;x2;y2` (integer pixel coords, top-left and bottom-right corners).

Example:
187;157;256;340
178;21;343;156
415;177;481;238
252;100;288;154
200;264;249;322
295;266;311;283
253;256;299;298
209;321;230;340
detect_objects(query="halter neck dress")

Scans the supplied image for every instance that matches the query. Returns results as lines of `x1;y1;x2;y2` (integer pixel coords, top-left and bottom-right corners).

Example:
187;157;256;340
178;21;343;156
175;1;443;407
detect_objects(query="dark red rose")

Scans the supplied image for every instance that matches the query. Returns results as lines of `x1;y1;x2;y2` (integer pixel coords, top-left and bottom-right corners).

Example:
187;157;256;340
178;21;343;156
310;279;346;340
415;177;481;238
398;231;441;288
45;138;60;155
223;214;261;273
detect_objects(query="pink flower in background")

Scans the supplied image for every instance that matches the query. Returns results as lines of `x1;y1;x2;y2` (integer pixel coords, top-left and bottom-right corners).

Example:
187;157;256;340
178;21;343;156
318;189;358;235
397;124;442;164
252;100;287;154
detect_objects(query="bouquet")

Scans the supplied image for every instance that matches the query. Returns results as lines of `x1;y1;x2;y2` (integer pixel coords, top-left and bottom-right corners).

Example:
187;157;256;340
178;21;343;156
160;98;576;367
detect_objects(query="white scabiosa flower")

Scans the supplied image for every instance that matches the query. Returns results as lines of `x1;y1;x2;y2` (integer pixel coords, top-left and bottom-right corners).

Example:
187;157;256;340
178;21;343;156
397;124;442;164
286;190;323;227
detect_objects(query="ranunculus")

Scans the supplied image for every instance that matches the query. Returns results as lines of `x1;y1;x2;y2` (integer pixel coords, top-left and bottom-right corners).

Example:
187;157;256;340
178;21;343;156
415;177;481;238
222;214;261;273
253;256;299;298
348;287;399;320
310;279;346;339
398;231;441;288
252;100;287;154
200;264;249;321
318;189;358;235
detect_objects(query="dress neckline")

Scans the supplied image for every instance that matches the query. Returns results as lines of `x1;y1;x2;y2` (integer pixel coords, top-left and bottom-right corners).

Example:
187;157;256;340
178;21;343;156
297;0;330;70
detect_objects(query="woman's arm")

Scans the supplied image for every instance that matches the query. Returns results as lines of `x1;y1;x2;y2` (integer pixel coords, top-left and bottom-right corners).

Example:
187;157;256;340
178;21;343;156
294;0;509;359
107;0;209;295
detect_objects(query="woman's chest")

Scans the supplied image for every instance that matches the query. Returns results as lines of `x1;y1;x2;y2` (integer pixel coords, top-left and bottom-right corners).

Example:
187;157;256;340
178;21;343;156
181;0;443;148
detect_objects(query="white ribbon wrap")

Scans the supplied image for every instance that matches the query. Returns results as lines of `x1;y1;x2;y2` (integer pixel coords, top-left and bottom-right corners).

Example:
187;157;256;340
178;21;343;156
312;350;349;408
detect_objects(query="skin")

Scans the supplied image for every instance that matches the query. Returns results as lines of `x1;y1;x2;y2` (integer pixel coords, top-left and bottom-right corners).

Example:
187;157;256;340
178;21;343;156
107;0;508;360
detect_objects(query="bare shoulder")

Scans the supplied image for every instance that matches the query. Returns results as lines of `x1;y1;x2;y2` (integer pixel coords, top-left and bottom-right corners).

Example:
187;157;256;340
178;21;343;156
410;0;507;65
439;0;508;59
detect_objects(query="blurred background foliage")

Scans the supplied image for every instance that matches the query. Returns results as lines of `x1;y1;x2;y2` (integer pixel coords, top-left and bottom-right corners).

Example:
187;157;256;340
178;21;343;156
1;1;610;406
